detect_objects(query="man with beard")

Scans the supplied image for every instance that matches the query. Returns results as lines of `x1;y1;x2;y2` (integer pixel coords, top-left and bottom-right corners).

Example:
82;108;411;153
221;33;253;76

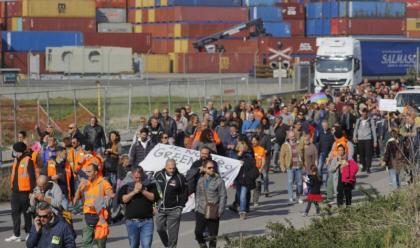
186;147;219;196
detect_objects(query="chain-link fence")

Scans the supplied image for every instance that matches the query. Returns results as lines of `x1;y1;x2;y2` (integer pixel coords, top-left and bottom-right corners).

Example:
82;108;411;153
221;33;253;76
0;71;311;148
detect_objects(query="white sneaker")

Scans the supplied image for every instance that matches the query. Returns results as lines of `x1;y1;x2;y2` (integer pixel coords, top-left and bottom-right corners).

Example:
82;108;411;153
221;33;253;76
25;234;29;241
298;198;304;204
5;235;22;242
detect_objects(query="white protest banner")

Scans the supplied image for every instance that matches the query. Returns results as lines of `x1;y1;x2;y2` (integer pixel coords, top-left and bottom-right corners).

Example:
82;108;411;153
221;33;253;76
379;99;397;112
139;144;242;212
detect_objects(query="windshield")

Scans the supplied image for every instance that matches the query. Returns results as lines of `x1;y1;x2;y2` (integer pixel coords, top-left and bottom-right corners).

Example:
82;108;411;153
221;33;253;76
316;58;352;73
396;93;420;109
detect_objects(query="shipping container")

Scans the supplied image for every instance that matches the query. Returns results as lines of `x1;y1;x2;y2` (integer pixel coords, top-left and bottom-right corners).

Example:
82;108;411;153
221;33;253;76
406;31;420;38
345;2;405;18
7;17;96;32
172;53;256;73
97;23;132;33
19;0;96;18
128;9;147;23
306;19;330;36
166;0;241;7
142;54;171;73
84;33;151;53
276;3;305;20
3;52;46;74
330;18;405;35
96;8;126;23
96;0;126;8
139;22;244;38
127;0;142;8
407;18;420;32
1;31;84;52
257;37;316;56
288;20;305;36
6;1;22;17
46;46;133;74
151;38;175;53
250;7;282;22
263;22;291;37
153;6;248;23
243;0;279;7
407;2;420;18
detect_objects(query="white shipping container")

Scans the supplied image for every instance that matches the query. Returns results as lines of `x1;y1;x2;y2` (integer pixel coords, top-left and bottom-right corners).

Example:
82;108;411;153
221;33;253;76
96;8;127;23
98;23;132;33
46;46;133;74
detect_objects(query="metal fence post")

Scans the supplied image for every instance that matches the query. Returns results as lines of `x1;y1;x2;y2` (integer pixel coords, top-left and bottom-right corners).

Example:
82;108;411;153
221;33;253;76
235;78;239;104
37;97;40;127
168;80;172;113
46;91;50;124
203;80;207;106
13;93;17;142
147;80;152;116
127;84;132;130
187;79;190;105
103;87;107;134
198;80;202;110
219;78;223;106
73;89;77;126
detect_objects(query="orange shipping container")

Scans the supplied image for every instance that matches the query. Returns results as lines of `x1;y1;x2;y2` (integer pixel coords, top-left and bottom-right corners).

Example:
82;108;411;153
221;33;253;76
154;7;248;23
96;0;126;8
128;9;147;23
140;23;244;38
330;18;405;36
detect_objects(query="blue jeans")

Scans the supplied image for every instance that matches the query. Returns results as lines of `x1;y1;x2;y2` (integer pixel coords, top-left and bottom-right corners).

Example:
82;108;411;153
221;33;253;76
236;184;248;213
287;168;302;201
126;218;154;248
318;152;327;179
388;168;400;190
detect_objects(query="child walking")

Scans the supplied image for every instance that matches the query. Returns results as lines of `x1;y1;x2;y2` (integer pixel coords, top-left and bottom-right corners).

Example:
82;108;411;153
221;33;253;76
304;165;323;216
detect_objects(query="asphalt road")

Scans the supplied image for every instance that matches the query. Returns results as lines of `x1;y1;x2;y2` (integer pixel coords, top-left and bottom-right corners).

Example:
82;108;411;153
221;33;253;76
0;161;392;248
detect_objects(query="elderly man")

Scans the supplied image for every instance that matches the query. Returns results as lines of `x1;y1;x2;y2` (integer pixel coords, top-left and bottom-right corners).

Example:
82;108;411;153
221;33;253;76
26;202;76;248
30;175;63;215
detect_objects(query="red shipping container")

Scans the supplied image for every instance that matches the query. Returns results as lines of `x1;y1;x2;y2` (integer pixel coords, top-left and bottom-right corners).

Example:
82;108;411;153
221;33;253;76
84;33;152;54
128;9;147;23
11;17;97;32
215;39;259;53
141;23;244;38
175;53;256;73
155;7;249;23
4;52;46;74
6;1;22;17
407;31;420;38
276;3;305;20
151;39;175;54
407;2;420;18
288;20;305;36
96;0;126;8
330;18;405;35
0;3;5;18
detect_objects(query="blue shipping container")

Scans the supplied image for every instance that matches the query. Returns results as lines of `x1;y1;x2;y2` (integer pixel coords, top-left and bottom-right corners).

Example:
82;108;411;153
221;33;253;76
306;19;330;36
347;2;405;18
250;7;282;22
167;0;241;6
1;31;84;52
306;2;323;19
263;22;291;37
361;40;420;76
243;0;279;7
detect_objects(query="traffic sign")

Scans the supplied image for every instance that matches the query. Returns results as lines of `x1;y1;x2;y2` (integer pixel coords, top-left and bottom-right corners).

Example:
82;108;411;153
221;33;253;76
268;47;292;61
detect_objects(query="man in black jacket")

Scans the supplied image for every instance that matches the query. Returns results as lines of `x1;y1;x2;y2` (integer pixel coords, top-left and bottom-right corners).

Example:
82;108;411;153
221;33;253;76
272;117;289;172
186;147;219;196
129;128;155;167
256;126;272;195
159;108;177;145
83;117;106;154
314;120;335;178
154;159;188;248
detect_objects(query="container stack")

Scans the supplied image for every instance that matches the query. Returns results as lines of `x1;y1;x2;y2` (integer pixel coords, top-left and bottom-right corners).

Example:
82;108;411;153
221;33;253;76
96;0;132;33
405;2;420;38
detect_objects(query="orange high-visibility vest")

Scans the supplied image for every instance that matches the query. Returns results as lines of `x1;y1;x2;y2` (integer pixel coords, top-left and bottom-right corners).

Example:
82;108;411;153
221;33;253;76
10;156;31;192
82;177;112;215
47;160;57;177
64;162;73;201
253;145;266;169
77;154;103;176
31;150;40;177
68;147;85;173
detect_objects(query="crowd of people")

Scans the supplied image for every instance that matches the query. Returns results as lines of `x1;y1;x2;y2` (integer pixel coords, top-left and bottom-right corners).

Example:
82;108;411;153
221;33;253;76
4;79;420;248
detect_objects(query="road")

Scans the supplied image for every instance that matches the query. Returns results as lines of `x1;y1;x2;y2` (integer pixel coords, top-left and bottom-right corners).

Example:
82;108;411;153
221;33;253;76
0;161;391;248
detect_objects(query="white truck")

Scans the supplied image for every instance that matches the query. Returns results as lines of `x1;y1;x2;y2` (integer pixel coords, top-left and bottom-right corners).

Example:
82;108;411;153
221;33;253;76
314;37;420;89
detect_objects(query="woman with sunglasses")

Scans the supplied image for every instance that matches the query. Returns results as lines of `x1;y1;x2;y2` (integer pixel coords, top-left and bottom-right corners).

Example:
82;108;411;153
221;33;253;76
159;133;170;145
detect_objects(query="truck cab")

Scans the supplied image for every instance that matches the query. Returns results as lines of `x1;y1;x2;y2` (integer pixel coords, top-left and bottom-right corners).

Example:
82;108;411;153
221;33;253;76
314;37;361;89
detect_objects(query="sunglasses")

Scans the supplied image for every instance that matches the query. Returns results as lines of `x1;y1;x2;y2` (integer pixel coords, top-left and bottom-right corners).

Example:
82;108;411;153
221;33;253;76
37;214;51;219
162;136;169;139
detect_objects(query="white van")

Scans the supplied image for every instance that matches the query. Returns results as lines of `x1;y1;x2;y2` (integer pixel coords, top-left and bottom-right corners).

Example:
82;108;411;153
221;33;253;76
395;88;420;113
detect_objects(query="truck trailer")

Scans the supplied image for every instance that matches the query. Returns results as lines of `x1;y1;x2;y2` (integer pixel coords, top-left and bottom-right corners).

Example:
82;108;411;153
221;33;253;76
314;37;420;89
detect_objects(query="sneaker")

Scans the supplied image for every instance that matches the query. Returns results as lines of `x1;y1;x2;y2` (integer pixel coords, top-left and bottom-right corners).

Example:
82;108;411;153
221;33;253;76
239;213;246;220
254;203;259;208
288;199;295;205
298;198;304;204
5;235;22;242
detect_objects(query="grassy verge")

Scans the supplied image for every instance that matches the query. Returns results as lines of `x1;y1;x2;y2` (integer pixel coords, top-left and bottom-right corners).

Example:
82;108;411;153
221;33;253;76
223;184;420;248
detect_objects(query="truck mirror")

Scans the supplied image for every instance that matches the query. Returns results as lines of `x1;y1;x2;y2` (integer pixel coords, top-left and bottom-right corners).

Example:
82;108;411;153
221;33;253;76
355;59;360;71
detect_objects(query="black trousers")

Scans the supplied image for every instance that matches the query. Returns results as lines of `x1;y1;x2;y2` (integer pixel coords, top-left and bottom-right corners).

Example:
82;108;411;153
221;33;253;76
358;139;373;171
195;212;220;248
337;182;353;206
305;201;320;214
11;191;32;237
